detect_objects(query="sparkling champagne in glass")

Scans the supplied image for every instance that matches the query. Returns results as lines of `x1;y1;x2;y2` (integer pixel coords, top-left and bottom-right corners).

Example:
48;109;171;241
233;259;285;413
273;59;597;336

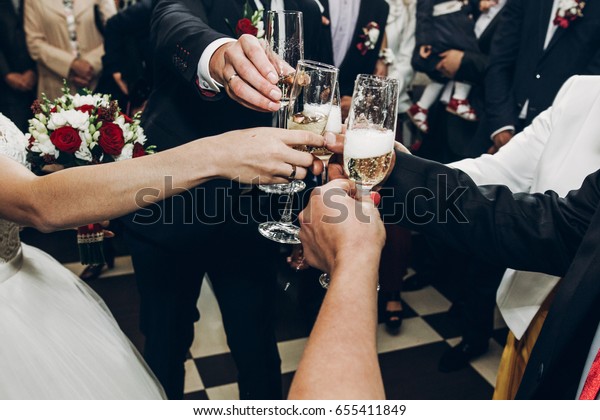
259;10;305;194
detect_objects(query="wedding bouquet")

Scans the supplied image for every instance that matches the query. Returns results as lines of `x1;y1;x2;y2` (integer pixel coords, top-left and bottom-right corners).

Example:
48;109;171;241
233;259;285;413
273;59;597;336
26;85;154;265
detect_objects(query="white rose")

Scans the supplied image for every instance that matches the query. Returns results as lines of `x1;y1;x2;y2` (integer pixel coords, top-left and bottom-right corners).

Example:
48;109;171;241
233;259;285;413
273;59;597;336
48;112;68;129
368;28;380;45
115;143;134;161
72;94;97;108
62;109;90;130
256;21;265;39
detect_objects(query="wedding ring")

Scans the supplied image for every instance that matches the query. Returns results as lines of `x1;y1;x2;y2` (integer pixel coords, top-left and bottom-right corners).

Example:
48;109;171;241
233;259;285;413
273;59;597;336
227;73;239;85
289;164;297;180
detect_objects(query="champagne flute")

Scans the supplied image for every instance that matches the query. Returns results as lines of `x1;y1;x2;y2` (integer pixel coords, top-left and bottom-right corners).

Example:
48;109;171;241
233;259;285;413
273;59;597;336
259;60;339;244
310;81;341;185
259;10;306;194
319;74;400;290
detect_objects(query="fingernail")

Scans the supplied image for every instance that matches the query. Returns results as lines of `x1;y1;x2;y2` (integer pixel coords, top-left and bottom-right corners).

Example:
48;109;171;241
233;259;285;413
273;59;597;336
270;89;282;101
268;102;280;111
324;132;336;146
370;192;381;206
267;72;278;84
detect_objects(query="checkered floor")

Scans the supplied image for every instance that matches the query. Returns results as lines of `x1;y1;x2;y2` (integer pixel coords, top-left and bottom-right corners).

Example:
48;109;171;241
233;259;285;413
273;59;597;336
22;228;508;400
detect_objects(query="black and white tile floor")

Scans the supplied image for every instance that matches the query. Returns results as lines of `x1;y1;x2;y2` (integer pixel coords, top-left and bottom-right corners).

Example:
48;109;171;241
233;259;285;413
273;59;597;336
23;228;509;400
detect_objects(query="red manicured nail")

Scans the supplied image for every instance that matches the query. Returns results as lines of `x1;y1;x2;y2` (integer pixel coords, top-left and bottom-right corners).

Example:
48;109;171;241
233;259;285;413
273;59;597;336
370;192;381;206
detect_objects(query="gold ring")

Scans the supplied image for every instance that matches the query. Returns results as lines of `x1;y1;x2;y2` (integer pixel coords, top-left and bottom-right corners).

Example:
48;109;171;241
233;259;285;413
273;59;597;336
289;164;297;180
227;73;239;84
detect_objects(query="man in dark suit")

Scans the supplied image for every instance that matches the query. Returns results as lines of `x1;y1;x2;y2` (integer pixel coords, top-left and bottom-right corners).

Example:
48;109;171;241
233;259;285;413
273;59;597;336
314;0;389;118
122;0;323;400
486;0;600;154
304;150;600;399
0;0;36;132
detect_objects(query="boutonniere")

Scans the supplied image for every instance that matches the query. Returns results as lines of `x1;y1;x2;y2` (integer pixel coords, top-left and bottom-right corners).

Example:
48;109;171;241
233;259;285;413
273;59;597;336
225;0;265;38
554;0;585;29
356;22;381;55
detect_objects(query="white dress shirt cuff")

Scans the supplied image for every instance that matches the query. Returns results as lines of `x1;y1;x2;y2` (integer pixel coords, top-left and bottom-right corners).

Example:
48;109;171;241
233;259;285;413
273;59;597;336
197;37;236;92
491;125;515;140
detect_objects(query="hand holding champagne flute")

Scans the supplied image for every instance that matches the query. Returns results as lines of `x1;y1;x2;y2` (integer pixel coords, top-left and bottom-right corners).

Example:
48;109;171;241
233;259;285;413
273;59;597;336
319;74;400;289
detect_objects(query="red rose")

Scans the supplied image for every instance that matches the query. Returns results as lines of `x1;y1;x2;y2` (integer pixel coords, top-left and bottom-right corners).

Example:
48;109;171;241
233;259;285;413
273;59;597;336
236;18;258;37
120;112;133;124
50;126;82;153
98;122;125;155
50;106;57;113
133;142;146;158
76;105;95;114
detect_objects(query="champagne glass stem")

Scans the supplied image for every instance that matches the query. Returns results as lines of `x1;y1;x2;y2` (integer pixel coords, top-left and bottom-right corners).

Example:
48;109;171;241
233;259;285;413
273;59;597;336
276;105;288;129
321;157;331;185
281;190;294;223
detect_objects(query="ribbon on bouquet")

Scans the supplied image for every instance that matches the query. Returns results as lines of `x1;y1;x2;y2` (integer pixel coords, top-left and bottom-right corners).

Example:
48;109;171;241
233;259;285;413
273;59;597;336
77;223;105;265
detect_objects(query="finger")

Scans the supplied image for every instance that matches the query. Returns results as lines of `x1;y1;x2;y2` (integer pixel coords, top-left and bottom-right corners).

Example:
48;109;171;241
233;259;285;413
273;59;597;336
226;74;280;112
323;178;353;194
239;35;279;84
280;130;325;148
283;148;317;169
439;51;448;58
103;230;116;239
324;132;344;154
311;158;324;176
273;161;308;180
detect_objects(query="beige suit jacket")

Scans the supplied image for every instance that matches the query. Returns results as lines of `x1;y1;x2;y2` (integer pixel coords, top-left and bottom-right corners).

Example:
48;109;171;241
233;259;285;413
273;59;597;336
24;0;116;99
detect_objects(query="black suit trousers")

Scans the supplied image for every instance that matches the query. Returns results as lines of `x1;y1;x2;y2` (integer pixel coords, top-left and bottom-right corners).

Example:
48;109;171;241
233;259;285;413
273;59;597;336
123;193;282;400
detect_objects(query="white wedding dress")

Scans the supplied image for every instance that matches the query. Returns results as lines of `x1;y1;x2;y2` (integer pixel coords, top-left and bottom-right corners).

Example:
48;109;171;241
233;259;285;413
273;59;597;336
0;114;165;399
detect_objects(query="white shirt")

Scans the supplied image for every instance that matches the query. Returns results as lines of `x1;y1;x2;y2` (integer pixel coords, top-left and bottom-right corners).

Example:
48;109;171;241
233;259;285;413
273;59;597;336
329;0;361;67
474;0;507;38
492;0;560;139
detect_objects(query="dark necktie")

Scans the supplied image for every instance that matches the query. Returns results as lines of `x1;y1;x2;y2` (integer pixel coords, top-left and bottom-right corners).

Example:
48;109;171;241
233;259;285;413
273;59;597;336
579;347;600;400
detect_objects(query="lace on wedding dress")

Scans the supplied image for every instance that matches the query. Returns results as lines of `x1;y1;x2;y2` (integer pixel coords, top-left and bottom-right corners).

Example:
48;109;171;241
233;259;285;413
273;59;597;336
0;113;29;263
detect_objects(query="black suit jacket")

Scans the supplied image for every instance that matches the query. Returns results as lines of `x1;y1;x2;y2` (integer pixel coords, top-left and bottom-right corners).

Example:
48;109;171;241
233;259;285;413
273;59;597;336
383;152;600;399
317;0;389;97
124;0;322;244
0;0;35;104
485;0;600;135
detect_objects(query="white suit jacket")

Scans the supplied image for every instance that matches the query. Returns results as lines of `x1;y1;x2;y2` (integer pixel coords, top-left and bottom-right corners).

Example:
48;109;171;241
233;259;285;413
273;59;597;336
450;75;600;339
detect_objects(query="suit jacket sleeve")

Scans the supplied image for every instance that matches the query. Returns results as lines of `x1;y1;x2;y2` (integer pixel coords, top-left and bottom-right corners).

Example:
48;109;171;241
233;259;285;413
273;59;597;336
484;0;524;135
24;0;75;79
454;49;488;85
449;76;576;191
0;46;9;78
151;0;227;87
382;152;599;277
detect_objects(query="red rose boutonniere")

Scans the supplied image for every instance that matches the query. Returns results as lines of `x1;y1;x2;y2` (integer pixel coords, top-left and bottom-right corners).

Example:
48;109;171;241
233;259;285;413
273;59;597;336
356;22;381;56
226;0;265;39
554;0;585;29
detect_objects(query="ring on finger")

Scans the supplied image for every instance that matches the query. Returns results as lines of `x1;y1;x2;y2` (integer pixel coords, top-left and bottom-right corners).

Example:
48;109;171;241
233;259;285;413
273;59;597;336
288;164;297;180
227;73;239;85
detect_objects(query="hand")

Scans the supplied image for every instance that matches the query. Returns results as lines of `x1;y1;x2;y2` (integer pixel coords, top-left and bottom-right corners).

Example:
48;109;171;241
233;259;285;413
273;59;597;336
209;35;281;112
419;45;432;59
20;70;36;91
340;96;352;121
299;179;385;274
69;58;94;81
374;59;389;77
210;127;325;184
488;130;514;154
4;73;29;91
480;0;498;12
436;50;464;79
113;72;129;95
